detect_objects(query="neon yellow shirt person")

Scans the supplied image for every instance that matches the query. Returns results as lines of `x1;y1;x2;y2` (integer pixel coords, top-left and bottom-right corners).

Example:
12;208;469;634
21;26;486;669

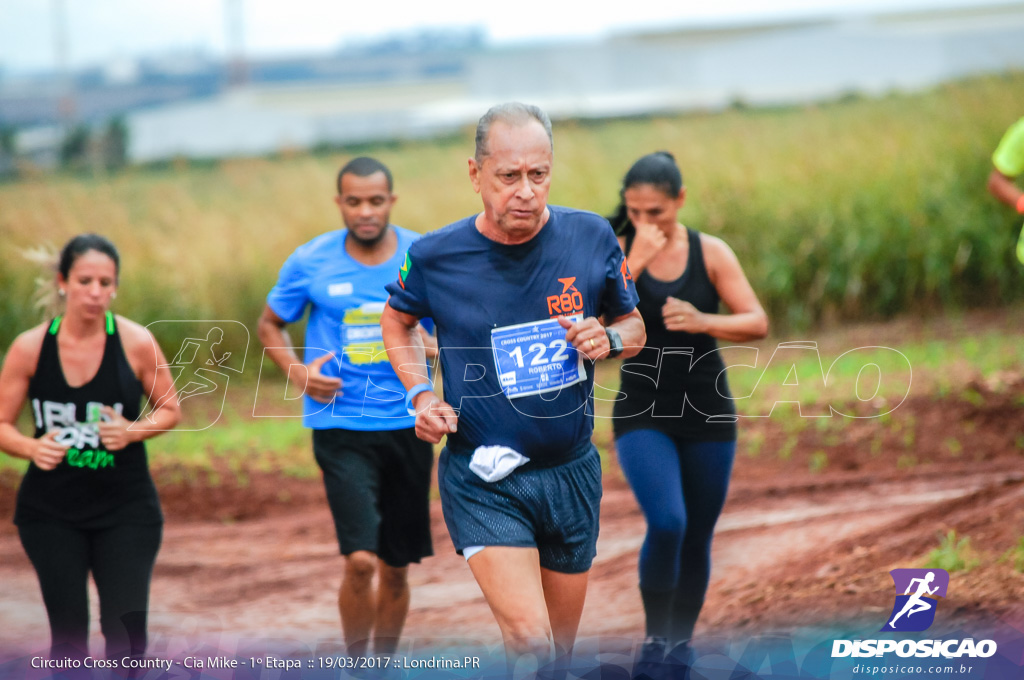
993;117;1024;178
989;116;1024;263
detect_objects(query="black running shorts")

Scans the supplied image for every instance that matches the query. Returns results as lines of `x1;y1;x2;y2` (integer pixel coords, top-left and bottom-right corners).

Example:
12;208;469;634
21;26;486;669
312;427;434;568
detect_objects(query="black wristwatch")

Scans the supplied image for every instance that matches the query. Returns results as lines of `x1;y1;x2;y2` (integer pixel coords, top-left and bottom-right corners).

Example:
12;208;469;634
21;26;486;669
605;327;624;358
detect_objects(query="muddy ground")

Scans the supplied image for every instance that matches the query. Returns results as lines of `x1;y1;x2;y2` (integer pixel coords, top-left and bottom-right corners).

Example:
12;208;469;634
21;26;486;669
1;313;1023;660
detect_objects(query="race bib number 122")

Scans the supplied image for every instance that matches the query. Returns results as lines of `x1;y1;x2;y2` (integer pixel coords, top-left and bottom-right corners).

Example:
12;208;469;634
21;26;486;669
490;316;587;399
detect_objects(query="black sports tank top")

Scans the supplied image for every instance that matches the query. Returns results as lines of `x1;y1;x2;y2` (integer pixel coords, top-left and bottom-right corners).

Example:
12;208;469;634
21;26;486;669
613;228;737;441
14;312;162;527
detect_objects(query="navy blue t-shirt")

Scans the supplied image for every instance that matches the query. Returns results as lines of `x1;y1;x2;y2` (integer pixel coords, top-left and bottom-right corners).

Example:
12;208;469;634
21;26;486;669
385;206;638;460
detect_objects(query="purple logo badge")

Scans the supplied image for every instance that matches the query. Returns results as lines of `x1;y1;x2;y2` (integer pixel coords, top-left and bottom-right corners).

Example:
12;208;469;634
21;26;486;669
881;569;949;632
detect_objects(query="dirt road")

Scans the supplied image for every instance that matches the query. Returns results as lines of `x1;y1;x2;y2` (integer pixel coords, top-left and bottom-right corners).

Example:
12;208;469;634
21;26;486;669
3;378;1022;658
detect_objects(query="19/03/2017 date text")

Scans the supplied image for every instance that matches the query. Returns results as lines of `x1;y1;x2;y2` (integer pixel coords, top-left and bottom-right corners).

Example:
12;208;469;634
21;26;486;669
317;656;390;670
318;656;482;670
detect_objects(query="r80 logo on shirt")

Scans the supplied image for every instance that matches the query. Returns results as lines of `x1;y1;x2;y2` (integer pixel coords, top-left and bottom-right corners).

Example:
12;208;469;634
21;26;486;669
546;277;584;317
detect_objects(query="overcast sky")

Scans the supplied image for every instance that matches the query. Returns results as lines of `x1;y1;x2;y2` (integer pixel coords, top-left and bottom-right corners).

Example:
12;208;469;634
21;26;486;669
0;0;1015;75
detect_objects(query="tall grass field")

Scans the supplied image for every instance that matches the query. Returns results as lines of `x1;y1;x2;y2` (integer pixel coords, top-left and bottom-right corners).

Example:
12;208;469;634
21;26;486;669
1;72;1022;357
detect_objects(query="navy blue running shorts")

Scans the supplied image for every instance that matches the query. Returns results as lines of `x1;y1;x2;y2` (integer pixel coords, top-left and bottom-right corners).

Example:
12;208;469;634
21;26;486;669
437;443;602;574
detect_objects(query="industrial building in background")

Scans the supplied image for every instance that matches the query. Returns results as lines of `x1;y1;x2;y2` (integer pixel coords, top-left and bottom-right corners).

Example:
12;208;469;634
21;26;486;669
1;2;1023;167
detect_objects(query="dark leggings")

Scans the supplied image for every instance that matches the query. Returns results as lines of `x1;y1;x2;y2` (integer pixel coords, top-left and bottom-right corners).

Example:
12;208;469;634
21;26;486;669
18;522;162;660
615;430;735;642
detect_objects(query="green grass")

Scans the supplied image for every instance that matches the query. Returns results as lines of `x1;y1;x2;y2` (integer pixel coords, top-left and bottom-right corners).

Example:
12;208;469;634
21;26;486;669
2;73;1024;358
896;454;918;469
588;319;1022;463
1004;537;1024;573
743;430;765;458
0;318;1020;480
0;457;28;475
722;329;1024;417
808;450;828;473
923;530;980;572
3;67;1024;480
778;434;799;460
0;379;318;482
146;398;316;480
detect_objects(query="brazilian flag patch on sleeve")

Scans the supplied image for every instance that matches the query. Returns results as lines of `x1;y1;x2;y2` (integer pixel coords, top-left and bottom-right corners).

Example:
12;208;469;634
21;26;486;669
399;252;411;289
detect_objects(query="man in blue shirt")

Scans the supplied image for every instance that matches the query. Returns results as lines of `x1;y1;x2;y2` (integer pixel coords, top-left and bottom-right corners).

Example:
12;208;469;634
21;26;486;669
257;157;435;657
381;103;646;667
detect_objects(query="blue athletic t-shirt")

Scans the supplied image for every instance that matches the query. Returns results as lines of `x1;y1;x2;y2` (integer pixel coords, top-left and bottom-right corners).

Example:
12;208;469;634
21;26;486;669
268;226;426;430
385;206;638;459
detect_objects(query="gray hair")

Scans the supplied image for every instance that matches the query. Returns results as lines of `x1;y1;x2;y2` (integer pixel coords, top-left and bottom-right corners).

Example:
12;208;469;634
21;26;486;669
474;102;553;162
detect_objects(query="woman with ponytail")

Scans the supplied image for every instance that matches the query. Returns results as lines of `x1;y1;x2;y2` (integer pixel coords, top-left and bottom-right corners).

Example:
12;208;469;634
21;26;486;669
609;153;768;666
0;234;181;662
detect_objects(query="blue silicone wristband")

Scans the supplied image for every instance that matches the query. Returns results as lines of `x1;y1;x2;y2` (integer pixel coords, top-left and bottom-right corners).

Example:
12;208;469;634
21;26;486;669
405;383;433;413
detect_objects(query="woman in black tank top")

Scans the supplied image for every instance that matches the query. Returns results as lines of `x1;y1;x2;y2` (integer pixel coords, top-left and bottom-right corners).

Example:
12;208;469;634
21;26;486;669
0;234;181;662
607;153;769;666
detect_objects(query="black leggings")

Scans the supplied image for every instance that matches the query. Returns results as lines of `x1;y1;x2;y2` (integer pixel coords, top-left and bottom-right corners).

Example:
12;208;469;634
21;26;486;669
18;522;162;660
